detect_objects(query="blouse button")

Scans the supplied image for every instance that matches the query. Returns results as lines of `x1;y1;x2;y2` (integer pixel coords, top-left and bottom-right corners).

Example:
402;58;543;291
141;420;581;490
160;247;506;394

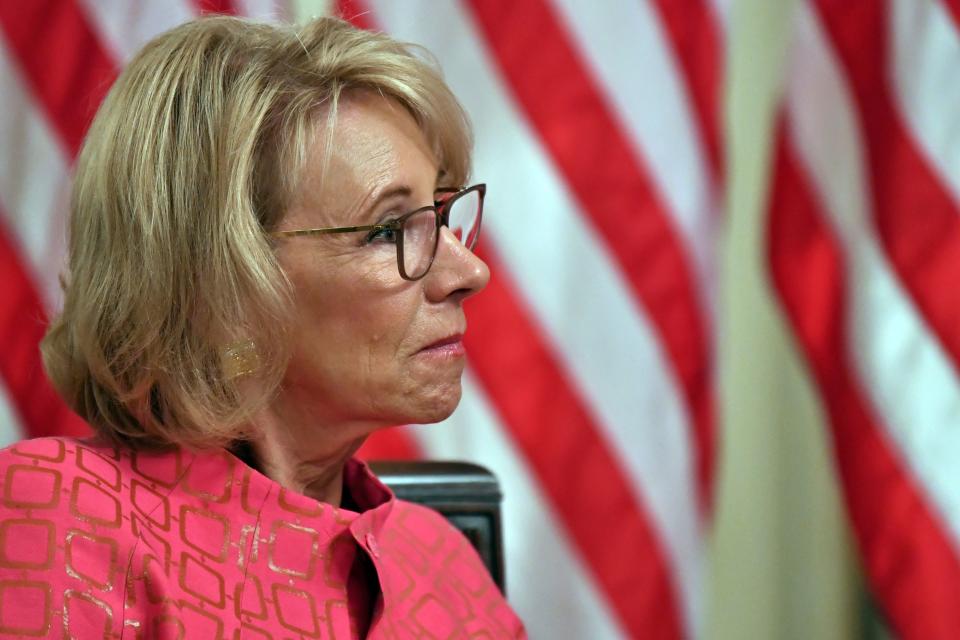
365;533;381;559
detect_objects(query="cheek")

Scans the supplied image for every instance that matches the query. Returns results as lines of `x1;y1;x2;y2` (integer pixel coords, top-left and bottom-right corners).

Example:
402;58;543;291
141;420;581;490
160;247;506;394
279;247;456;426
288;263;423;384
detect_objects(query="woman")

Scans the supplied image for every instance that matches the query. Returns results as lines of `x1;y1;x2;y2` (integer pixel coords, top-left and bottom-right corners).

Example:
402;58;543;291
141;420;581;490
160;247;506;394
0;16;525;639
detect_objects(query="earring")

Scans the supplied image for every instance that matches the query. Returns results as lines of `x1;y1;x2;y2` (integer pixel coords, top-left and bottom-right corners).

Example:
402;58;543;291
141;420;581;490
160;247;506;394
222;340;260;379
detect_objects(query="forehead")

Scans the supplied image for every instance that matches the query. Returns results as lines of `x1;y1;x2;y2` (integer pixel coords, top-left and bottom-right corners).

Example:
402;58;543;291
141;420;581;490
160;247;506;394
286;91;439;228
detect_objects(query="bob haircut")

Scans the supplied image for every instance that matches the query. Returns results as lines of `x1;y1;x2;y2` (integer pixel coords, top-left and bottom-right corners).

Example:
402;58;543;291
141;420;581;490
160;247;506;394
41;16;473;450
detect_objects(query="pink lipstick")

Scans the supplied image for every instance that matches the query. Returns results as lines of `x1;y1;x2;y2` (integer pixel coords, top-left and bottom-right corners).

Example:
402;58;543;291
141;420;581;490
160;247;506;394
418;334;465;358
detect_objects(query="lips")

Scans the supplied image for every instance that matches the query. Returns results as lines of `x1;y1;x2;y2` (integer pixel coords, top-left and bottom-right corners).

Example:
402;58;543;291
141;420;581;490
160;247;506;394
415;330;468;361
420;333;464;352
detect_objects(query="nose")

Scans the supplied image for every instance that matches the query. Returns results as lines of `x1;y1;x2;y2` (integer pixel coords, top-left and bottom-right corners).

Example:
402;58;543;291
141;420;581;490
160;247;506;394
423;226;489;302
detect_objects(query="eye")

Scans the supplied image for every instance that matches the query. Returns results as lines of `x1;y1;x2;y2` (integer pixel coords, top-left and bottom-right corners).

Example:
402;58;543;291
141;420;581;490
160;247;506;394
364;223;399;244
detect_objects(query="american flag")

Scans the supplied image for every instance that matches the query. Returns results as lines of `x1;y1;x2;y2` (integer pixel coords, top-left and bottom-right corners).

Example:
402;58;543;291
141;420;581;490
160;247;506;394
36;0;960;638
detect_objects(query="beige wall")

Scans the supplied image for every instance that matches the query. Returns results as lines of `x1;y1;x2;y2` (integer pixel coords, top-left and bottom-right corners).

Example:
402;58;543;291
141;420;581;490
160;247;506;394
710;0;859;638
291;0;329;20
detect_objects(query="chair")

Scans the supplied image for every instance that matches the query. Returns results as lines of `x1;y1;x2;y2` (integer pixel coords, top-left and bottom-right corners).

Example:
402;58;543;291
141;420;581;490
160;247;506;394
369;460;506;594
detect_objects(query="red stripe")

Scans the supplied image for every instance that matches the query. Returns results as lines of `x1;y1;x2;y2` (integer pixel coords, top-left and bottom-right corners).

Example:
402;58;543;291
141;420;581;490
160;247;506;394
0;0;117;158
0;219;88;439
194;0;237;15
335;0;378;30
944;0;960;32
812;1;960;391
462;0;715;513
650;0;724;180
356;425;422;461
768;124;960;639
467;245;686;639
0;0;114;440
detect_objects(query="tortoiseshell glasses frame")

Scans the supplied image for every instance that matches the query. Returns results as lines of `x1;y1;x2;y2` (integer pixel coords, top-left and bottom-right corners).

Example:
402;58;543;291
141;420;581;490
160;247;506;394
271;183;486;281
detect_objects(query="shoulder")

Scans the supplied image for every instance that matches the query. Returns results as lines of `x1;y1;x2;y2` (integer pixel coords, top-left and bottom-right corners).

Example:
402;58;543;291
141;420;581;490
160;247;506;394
0;438;143;636
0;435;118;470
385;499;527;637
0;436;207;533
388;498;480;560
0;436;191;568
0;437;150;547
0;437;113;509
0;435;150;502
0;438;251;637
388;499;497;586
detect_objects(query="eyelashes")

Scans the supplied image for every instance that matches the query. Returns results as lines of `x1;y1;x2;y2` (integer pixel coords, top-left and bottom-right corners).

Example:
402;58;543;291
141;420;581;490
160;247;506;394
364;224;399;244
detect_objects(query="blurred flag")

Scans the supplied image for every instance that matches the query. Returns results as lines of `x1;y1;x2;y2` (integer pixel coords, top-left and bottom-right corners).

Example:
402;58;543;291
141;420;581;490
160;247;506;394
768;1;960;638
0;0;724;638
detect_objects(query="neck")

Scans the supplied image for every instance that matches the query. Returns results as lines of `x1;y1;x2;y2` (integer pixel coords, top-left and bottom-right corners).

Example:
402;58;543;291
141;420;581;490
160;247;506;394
243;395;374;507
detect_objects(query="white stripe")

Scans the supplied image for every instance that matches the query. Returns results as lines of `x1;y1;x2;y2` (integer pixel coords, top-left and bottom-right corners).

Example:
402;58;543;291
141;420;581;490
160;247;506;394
707;0;732;34
77;0;196;64
789;2;960;549
235;0;292;21
890;0;960;207
0;37;73;311
369;1;703;634
0;381;25;448
417;371;628;640
551;0;719;321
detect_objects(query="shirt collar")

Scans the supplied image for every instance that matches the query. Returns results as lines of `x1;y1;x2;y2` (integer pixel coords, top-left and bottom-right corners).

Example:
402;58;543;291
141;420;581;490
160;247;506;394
185;445;397;537
342;457;394;511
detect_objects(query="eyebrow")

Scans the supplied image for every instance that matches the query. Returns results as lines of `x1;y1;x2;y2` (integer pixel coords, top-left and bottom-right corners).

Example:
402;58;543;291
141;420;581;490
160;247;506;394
369;185;412;207
361;172;447;219
361;185;413;221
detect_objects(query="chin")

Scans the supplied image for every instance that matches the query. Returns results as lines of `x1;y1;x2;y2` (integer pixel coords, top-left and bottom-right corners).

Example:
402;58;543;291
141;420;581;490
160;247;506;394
406;382;463;425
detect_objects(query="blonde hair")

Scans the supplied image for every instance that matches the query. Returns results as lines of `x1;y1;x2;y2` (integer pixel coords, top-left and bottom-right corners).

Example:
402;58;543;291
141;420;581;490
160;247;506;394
41;16;473;450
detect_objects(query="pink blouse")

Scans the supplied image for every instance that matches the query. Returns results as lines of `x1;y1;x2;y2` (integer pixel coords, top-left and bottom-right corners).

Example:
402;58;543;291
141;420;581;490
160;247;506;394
0;437;525;638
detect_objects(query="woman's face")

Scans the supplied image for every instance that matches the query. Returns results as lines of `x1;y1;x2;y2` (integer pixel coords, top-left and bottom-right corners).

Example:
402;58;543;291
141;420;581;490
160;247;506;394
273;92;489;431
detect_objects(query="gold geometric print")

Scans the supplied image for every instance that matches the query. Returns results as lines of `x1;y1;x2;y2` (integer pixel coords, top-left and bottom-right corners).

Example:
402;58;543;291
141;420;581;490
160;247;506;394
0;518;55;570
0;580;52;636
64;530;118;590
3;465;61;510
180;505;230;562
0;438;526;638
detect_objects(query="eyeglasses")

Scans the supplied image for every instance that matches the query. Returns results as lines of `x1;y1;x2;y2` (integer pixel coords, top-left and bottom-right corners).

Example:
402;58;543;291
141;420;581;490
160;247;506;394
271;183;485;281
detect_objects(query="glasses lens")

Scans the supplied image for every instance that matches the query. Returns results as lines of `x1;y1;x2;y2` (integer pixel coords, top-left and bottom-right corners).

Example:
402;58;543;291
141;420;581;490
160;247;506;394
401;208;438;279
447;188;482;250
